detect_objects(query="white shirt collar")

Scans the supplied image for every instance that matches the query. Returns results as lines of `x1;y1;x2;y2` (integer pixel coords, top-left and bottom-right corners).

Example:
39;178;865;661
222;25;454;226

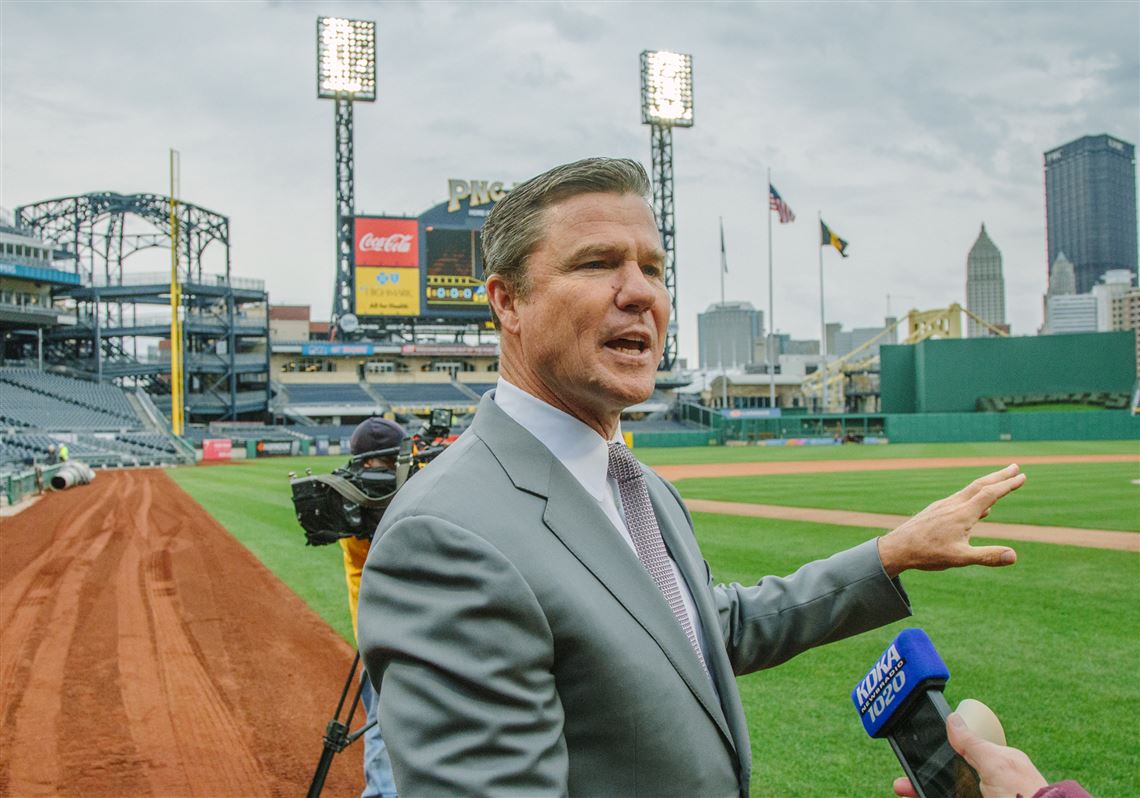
493;377;621;502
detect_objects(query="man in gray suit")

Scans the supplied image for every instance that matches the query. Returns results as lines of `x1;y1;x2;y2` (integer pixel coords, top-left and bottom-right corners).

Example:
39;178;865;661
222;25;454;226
358;158;1024;797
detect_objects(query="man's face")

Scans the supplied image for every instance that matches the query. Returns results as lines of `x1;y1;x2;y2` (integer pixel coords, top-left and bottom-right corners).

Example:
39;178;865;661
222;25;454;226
489;191;669;436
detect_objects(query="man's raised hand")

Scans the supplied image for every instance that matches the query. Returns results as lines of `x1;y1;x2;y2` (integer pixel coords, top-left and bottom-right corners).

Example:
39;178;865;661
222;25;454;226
877;464;1026;579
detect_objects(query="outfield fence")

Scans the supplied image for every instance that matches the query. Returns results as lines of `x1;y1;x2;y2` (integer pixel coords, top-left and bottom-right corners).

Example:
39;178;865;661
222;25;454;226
635;406;1140;447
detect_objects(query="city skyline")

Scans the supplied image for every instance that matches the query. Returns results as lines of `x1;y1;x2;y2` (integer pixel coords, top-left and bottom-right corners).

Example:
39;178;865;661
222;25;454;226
3;1;1138;365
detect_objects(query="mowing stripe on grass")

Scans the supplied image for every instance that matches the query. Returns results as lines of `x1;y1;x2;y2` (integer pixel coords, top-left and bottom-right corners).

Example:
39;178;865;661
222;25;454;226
654;453;1137;481
675;461;1140;532
685;499;1140;552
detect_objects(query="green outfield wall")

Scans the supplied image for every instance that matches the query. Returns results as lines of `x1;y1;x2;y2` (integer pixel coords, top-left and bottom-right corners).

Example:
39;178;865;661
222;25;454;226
881;332;1136;413
883;410;1139;442
633;408;1139;446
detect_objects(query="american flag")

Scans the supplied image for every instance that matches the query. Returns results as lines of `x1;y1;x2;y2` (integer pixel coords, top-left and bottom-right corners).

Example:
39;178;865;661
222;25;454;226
769;184;795;224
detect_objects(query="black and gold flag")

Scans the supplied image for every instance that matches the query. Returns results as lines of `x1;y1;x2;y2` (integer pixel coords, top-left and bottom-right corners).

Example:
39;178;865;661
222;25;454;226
820;220;849;258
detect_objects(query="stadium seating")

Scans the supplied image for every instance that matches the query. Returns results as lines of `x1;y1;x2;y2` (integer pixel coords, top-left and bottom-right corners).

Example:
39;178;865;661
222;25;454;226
372;383;472;403
1;381;136;430
0;368;188;468
282;383;377;405
975;391;1131;412
1;368;137;421
287;424;359;441
621;419;705;433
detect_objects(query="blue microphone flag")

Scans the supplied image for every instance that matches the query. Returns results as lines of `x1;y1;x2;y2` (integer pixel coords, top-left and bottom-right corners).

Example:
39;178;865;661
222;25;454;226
852;628;950;737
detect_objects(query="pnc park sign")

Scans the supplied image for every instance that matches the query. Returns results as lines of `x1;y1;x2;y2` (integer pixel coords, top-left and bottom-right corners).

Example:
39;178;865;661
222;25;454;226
446;179;517;213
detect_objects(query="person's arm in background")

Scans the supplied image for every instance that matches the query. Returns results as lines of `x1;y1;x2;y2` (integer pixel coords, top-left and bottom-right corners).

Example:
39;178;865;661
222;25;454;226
893;714;1092;798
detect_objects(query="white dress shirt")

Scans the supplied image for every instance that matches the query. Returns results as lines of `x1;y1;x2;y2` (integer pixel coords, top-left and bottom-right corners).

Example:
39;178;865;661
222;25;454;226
493;378;709;664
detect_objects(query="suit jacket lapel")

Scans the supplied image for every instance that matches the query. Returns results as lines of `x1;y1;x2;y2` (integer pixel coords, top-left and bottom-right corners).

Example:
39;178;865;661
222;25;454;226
470;396;733;750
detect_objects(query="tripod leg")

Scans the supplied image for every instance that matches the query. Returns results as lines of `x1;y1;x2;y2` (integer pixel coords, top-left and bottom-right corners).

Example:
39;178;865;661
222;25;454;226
307;652;367;798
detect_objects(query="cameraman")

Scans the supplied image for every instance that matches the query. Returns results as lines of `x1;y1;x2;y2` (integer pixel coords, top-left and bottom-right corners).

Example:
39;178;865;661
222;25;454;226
340;417;405;798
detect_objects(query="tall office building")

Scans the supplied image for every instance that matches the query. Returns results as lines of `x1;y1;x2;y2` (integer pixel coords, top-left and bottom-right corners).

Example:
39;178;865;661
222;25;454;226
966;224;1006;337
1044;134;1137;294
830;319;899;358
1091;269;1137;332
1047;252;1077;296
1044;294;1098;334
697;301;762;369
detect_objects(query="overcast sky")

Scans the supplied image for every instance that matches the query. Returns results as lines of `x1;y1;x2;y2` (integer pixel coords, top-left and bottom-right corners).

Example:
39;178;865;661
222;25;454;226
3;0;1137;364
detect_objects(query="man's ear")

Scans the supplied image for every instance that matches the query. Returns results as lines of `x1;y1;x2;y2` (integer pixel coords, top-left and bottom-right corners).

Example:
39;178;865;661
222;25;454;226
486;274;521;334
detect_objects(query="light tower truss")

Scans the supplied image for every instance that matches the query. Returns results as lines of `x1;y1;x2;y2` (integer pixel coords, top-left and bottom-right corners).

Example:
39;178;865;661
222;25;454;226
650;125;679;372
640;49;693;373
331;95;356;331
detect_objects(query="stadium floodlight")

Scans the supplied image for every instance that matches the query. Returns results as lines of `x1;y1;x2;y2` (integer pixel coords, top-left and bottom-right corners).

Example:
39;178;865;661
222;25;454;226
317;17;376;101
640;49;693;371
640;50;693;127
317;16;376;338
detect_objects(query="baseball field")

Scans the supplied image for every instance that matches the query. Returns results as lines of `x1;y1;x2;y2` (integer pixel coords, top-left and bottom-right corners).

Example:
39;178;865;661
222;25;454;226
2;438;1136;796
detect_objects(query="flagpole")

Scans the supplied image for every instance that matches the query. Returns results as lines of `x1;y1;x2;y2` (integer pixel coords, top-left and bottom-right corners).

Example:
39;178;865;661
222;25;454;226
719;216;726;307
818;210;828;413
766;168;775;411
718;340;727;408
719;217;727;409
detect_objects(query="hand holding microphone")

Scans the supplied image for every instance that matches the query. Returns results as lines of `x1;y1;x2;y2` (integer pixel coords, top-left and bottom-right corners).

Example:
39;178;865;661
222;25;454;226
852;629;1061;798
892;711;1048;798
852;628;979;798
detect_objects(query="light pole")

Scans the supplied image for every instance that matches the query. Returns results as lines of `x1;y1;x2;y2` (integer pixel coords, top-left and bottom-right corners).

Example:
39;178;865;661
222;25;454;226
640;50;692;372
317;17;376;338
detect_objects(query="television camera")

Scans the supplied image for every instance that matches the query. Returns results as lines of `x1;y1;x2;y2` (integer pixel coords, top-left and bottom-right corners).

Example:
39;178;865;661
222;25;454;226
289;409;453;546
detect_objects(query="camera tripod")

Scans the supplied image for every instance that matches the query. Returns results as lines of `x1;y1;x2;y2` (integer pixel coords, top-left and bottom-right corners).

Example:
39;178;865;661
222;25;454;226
306;652;376;798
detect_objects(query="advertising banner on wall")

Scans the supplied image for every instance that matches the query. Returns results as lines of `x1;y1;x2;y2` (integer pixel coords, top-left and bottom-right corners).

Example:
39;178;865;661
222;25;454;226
355;217;418;267
202;439;233;461
354;217;421;316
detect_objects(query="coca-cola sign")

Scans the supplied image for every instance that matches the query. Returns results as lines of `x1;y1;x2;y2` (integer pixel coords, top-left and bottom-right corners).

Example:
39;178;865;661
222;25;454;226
359;232;413;253
355;217;418;267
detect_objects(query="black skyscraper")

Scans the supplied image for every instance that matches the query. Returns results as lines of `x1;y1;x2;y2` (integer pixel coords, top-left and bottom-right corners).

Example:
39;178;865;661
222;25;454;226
1044;134;1137;294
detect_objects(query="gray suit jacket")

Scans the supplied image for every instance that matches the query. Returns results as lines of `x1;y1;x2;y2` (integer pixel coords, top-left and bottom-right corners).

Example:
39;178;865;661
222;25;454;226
359;394;910;797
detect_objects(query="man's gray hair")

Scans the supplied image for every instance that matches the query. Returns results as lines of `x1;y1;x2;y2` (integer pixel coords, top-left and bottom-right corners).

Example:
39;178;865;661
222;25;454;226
481;158;652;325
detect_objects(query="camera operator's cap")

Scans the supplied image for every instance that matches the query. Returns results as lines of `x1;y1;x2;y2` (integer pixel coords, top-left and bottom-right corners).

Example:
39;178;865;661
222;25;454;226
350;417;407;455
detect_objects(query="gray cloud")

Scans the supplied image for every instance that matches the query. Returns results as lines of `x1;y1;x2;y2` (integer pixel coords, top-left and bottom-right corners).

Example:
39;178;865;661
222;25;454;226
2;0;1135;355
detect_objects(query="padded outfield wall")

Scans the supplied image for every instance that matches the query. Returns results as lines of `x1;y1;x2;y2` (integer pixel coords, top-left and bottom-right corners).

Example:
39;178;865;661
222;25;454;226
630;410;1138;446
880;331;1136;414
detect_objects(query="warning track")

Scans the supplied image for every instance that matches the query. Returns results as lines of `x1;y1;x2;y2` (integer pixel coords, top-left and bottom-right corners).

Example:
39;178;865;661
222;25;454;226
0;469;361;798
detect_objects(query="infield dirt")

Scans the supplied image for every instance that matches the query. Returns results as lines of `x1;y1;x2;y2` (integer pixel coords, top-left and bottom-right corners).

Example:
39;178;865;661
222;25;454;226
0;469;362;798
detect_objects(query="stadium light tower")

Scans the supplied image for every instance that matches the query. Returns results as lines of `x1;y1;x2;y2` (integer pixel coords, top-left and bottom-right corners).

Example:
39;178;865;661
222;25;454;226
640;50;693;372
317;16;376;338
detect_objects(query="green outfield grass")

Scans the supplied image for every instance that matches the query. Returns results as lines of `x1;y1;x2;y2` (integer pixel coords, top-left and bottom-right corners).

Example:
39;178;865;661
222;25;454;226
168;448;1140;795
675;461;1140;532
635;439;1138;466
169;456;356;641
693;513;1139;796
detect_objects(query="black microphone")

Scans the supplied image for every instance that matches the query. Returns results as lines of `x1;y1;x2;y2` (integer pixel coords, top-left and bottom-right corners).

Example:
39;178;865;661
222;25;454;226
851;628;981;798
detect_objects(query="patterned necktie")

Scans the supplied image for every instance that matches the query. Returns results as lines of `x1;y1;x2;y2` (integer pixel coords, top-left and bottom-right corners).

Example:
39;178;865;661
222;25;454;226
607;442;709;676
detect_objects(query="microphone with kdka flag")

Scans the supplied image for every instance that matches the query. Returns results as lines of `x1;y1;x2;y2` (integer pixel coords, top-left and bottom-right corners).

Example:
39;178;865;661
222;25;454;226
852;628;988;798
